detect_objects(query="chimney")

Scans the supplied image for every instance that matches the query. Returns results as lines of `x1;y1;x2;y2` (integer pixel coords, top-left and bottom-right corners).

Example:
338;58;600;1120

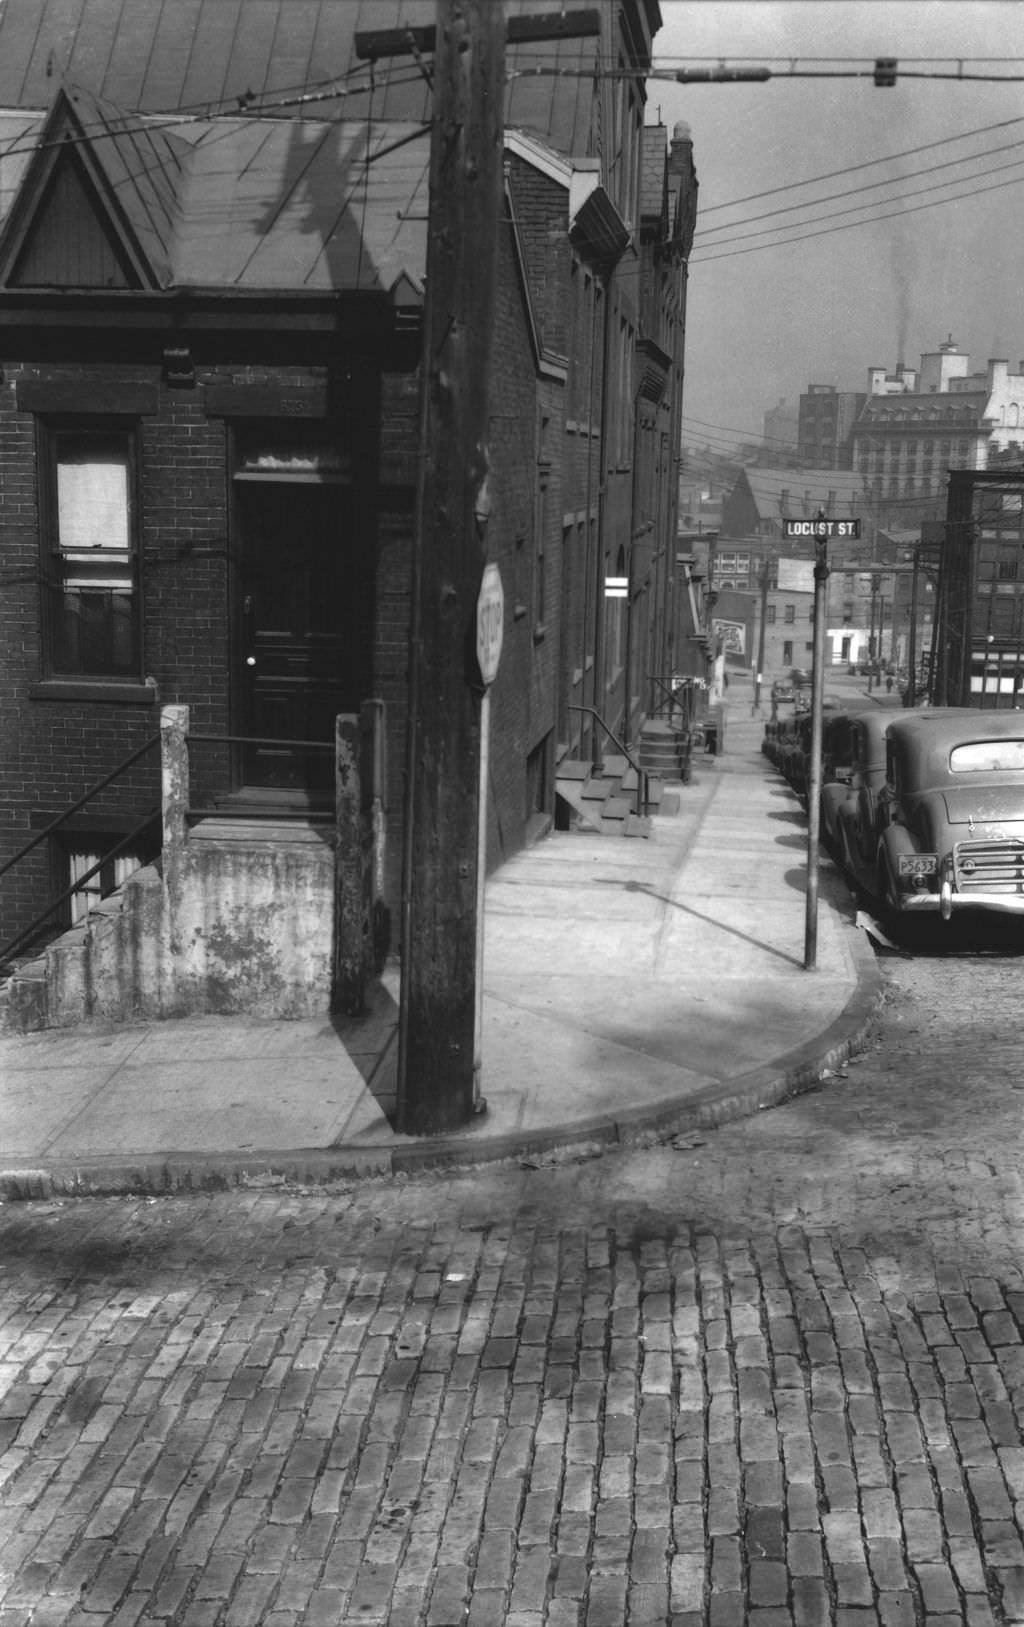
668;120;693;177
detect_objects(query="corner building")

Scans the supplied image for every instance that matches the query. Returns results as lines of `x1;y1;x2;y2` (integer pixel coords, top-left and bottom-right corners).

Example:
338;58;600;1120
0;0;697;1021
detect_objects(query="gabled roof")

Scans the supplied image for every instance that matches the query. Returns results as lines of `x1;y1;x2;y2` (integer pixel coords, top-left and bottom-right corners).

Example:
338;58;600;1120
732;465;872;518
0;85;429;295
0;84;186;288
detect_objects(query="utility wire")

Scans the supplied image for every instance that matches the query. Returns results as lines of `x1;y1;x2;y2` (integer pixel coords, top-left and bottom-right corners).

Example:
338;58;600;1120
695;135;1024;240
695;152;1024;253
691;165;1024;262
697;113;1024;214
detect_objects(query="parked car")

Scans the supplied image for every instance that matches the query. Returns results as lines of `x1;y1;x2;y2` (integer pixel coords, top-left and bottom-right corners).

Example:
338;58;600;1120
825;709;910;872
767;714;802;774
782;699;849;804
867;710;1024;922
832;707;973;885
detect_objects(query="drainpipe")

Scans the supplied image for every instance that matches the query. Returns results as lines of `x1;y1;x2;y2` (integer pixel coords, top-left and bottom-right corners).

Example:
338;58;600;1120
592;263;615;762
580;273;600;765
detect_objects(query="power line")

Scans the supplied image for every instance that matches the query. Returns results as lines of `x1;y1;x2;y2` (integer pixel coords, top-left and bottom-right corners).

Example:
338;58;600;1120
696;113;1024;215
695;135;1024;241
690;165;1024;263
695;152;1024;255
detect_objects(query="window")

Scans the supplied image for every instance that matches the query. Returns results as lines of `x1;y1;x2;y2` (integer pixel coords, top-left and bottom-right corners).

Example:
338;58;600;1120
766;604;776;625
950;739;1024;773
41;424;139;677
784;604;795;624
66;843;143;926
783;640;793;665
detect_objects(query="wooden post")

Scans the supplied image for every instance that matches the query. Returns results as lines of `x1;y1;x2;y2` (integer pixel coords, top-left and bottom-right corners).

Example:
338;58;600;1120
397;0;504;1134
804;516;830;971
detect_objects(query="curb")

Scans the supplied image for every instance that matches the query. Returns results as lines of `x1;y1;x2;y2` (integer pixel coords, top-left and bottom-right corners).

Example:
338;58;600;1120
0;876;885;1201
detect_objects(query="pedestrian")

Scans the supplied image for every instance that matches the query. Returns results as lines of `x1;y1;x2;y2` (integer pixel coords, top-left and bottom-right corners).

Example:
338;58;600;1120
886;674;894;694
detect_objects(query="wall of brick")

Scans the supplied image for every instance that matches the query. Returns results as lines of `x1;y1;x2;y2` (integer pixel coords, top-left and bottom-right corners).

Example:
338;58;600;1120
0;346;402;956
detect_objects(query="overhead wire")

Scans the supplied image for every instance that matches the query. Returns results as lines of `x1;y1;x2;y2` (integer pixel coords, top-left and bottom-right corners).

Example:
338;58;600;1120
695;134;1024;241
696;112;1024;214
693;155;1024;256
691;164;1024;262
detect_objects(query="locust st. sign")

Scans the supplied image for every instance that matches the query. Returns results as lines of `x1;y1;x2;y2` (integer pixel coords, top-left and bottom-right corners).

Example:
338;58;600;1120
782;519;861;539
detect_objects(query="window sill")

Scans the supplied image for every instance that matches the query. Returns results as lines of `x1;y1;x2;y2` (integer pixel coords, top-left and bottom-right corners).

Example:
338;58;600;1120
30;680;156;706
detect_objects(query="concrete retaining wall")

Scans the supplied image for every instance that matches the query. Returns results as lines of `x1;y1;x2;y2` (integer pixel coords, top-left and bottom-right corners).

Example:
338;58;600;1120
0;703;379;1032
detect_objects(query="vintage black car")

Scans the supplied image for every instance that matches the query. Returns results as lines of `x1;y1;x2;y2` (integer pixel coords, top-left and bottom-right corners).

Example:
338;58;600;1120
824;709;914;873
867;710;1024;921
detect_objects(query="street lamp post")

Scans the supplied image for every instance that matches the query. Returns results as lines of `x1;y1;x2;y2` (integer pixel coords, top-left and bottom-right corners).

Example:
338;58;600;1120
804;512;830;971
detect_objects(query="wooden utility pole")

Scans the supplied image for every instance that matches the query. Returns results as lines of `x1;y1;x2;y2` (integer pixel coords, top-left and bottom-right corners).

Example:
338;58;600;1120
396;0;504;1135
804;514;831;971
363;4;601;1135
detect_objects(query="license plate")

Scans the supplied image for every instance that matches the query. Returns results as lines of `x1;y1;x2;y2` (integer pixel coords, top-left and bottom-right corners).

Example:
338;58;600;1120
897;854;937;877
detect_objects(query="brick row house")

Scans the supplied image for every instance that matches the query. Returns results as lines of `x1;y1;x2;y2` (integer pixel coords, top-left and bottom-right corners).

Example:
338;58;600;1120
0;0;697;1028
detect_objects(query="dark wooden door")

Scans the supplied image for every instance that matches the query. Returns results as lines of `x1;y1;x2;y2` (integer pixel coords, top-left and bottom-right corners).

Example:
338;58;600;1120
236;481;357;792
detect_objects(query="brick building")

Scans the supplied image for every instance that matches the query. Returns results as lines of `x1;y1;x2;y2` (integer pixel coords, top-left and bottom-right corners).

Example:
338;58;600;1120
797;384;866;471
0;0;696;1017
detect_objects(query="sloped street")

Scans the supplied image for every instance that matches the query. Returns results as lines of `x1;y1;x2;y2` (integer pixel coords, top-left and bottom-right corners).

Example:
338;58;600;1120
3;938;1024;1626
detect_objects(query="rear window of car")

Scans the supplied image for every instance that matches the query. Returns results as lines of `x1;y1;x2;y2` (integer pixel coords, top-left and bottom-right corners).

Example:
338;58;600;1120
949;740;1024;772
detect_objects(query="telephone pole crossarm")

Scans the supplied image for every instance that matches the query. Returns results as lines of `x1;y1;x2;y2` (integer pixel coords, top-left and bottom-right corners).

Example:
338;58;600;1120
355;9;600;61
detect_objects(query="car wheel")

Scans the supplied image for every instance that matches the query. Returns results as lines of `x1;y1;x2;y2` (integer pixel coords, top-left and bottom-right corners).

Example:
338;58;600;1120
875;852;901;929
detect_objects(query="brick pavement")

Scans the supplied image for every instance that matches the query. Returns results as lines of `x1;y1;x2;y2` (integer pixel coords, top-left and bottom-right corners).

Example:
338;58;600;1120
3;943;1024;1624
0;1162;1023;1625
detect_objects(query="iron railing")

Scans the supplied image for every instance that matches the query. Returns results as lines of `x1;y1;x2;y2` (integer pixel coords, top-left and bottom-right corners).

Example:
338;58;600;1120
0;732;162;968
568;704;649;817
647;673;698;731
0;730;339;970
184;734;336;818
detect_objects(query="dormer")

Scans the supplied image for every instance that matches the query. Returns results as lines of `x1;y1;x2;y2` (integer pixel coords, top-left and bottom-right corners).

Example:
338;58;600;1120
0;84;180;292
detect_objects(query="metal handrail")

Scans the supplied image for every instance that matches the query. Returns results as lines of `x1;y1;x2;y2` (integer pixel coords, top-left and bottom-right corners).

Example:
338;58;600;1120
187;733;335;752
0;729;341;971
0;807;161;968
646;673;694;728
568;704;648;817
184;733;337;819
0;732;161;883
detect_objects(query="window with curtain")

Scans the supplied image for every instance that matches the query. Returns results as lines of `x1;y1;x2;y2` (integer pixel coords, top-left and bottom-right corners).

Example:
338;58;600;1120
42;424;140;677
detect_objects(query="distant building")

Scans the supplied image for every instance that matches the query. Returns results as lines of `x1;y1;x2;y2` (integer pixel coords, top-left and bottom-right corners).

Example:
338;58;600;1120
798;384;866;470
762;397;799;460
853;336;1024;530
719;466;873;553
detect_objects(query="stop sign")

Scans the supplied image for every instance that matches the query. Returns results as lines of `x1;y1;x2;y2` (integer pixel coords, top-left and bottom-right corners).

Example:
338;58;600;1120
475;563;504;687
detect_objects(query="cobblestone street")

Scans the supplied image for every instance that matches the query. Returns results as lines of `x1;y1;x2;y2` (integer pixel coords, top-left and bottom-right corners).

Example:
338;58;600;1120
2;946;1024;1625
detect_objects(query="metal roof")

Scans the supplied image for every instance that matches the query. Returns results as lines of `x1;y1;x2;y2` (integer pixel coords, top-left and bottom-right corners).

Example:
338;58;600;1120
0;0;603;155
0;0;616;295
0;91;429;293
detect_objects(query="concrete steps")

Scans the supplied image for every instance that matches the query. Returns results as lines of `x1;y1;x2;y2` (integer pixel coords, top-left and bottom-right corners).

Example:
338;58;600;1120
555;753;666;837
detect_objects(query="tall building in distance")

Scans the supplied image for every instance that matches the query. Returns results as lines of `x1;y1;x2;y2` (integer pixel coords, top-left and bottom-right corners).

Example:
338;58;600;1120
797;384;866;470
852;337;1024;528
762;397;799;461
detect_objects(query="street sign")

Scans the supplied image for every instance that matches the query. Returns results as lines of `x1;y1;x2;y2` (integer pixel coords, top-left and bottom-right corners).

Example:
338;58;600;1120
782;518;861;539
476;563;504;687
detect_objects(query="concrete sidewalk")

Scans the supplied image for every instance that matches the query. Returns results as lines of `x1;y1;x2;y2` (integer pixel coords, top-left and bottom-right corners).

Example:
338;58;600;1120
0;702;883;1196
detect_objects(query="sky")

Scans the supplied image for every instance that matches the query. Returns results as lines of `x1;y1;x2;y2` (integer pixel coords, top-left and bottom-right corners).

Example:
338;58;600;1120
649;0;1024;459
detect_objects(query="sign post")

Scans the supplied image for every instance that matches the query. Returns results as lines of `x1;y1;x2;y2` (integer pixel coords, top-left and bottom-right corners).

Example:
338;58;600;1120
473;563;504;1107
802;513;831;970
